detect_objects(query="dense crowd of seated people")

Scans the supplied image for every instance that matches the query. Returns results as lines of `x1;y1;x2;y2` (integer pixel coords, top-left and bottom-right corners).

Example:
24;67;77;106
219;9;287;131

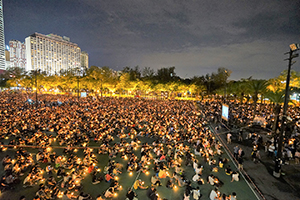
0;91;298;199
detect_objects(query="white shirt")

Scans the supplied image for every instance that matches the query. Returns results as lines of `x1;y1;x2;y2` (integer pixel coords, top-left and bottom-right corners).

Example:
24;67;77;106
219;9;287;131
195;167;202;174
209;190;218;200
193;189;201;200
232;173;239;181
192;174;200;182
208;176;215;185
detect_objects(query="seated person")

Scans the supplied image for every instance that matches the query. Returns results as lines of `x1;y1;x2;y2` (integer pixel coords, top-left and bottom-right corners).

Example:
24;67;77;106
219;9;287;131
166;179;174;188
133;179;148;190
213;176;223;188
104;187;114;198
151;174;161;186
192;173;204;185
231;171;239;182
126;188;137;200
105;173;113;183
207;174;215;186
78;192;91;200
96;194;105;200
92;171;103;184
225;165;232;175
173;172;186;187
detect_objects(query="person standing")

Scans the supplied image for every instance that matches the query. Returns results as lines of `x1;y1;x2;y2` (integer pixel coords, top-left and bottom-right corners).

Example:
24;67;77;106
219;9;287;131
238;147;244;158
238;156;244;171
268;143;275;158
233;146;239;159
227;132;232;144
238;129;243;142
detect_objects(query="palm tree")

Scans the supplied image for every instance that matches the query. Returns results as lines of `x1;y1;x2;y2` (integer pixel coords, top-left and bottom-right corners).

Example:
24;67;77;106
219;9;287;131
247;79;268;117
265;90;285;134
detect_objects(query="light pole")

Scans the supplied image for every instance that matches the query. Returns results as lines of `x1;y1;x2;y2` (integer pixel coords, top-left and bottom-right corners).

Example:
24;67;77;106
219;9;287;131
77;76;80;101
35;70;37;108
273;43;299;178
31;69;38;108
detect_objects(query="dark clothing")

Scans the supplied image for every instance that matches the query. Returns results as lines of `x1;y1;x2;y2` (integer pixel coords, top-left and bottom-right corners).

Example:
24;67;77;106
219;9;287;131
147;188;157;200
126;190;136;200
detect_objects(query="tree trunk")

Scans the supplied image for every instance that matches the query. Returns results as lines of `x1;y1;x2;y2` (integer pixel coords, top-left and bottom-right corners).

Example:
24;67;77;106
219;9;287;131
272;104;281;135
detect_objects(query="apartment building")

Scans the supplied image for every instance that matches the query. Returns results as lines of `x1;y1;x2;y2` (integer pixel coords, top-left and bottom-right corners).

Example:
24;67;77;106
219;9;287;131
25;32;81;75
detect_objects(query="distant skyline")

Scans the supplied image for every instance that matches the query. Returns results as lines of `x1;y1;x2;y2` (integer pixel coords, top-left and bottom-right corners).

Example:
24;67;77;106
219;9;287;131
3;0;300;80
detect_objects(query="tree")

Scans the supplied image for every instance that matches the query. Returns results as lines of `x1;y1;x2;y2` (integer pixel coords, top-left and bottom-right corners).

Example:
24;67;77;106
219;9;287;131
0;67;26;87
227;78;251;104
122;66;141;81
265;90;285;134
142;67;155;80
247;79;268;117
156;67;176;83
211;67;231;91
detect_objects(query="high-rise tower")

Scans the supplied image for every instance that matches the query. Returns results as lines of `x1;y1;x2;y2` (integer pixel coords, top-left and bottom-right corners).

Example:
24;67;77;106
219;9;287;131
0;0;6;70
9;40;26;69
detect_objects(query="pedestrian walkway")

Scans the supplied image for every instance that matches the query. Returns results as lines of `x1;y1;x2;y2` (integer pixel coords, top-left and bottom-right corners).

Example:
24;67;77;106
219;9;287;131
214;123;300;200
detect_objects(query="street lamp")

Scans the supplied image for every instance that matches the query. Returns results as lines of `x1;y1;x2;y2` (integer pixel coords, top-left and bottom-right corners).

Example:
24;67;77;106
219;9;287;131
273;43;299;178
35;70;37;108
31;69;39;108
76;68;83;102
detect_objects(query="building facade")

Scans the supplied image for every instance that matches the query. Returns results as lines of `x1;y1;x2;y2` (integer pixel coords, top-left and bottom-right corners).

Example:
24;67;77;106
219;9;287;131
5;49;10;69
0;0;6;70
80;51;89;71
25;33;81;75
9;40;26;69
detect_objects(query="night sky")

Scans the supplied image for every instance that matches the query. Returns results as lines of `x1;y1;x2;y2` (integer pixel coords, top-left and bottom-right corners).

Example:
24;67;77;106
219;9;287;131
3;0;300;80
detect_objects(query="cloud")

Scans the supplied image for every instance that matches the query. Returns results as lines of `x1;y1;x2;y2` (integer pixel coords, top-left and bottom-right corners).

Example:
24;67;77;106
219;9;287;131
4;0;299;80
132;40;290;80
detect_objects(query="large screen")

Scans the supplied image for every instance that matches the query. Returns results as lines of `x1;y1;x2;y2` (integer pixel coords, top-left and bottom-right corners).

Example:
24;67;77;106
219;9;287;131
81;92;87;98
222;104;229;121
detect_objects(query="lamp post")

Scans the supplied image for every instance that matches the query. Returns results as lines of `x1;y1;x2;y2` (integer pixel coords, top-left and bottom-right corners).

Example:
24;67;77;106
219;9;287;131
77;76;80;101
35;70;38;108
273;43;299;178
31;69;38;108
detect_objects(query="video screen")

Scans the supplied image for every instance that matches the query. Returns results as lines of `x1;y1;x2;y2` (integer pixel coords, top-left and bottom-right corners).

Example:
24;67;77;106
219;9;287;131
222;104;229;121
81;92;87;98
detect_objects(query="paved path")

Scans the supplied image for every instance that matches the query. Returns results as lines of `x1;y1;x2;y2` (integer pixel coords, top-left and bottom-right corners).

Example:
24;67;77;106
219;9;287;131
214;124;300;200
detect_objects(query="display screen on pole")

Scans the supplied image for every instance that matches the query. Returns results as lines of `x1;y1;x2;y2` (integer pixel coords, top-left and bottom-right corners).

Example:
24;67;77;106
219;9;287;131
222;104;229;121
81;92;87;98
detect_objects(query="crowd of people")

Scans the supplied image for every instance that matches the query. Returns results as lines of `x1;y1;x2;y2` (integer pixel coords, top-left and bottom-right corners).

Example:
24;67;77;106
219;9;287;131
0;91;298;200
201;99;300;164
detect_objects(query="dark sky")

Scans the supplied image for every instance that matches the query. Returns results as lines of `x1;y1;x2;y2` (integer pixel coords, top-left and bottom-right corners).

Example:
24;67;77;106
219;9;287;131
3;0;300;80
